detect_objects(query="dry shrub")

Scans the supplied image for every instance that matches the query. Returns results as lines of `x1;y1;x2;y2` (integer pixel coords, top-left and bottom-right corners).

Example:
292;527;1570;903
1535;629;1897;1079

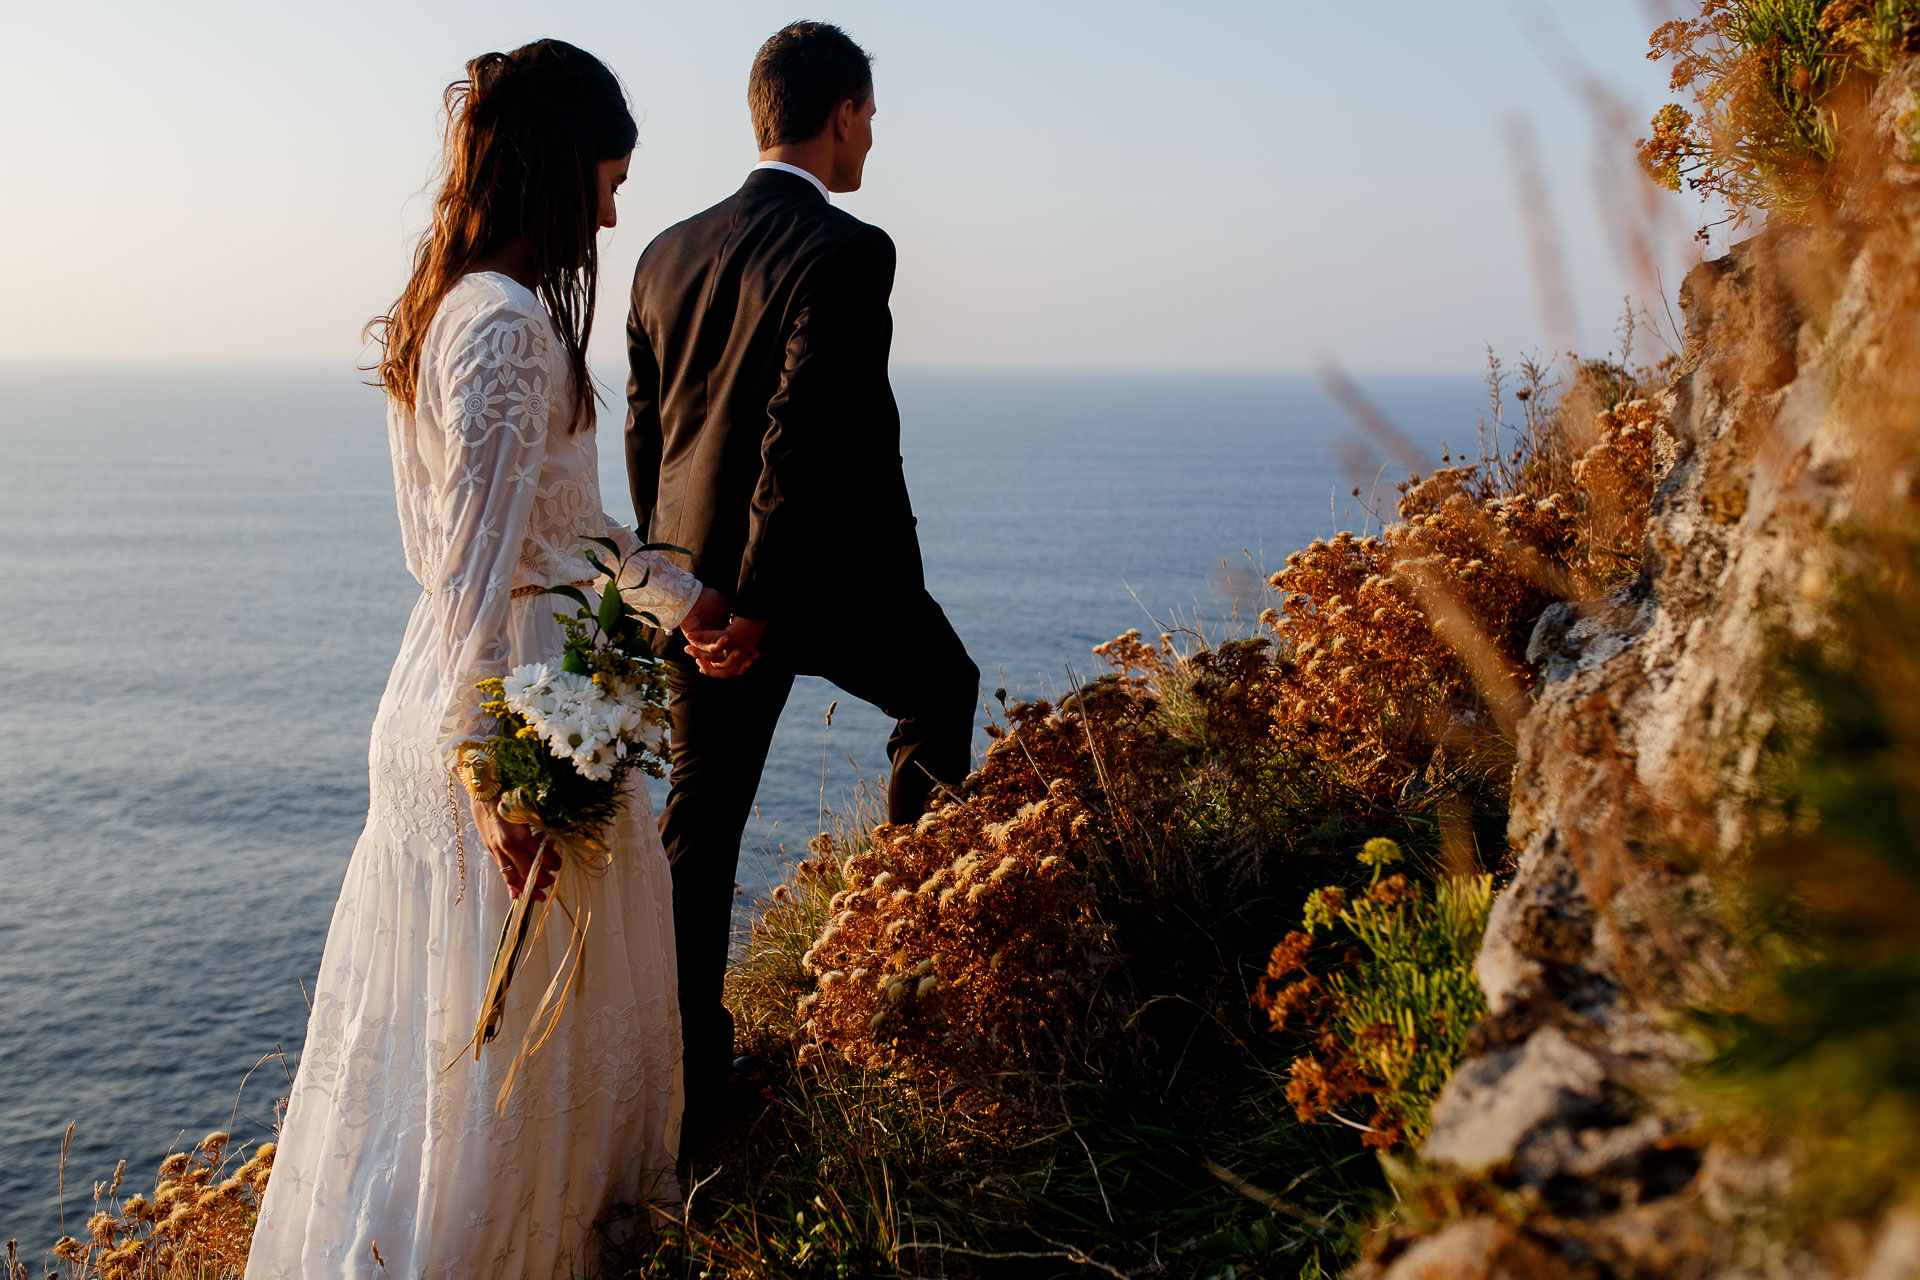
1261;494;1557;803
780;352;1665;1124
781;624;1342;1118
1573;395;1664;579
1638;0;1920;220
796;783;1110;1105
789;674;1180;1115
20;1131;273;1280
1261;359;1666;808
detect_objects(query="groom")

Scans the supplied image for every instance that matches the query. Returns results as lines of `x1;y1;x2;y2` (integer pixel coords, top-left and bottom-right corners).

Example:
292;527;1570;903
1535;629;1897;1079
624;21;980;1131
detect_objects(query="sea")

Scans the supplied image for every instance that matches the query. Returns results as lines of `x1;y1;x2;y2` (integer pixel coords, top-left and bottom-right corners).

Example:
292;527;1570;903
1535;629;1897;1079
0;364;1482;1246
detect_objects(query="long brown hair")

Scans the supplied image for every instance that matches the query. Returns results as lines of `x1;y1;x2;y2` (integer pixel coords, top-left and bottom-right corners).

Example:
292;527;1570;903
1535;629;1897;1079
369;39;636;431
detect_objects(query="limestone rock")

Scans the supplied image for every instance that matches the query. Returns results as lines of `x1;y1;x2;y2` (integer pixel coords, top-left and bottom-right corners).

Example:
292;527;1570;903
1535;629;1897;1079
1423;1028;1605;1174
1369;1220;1571;1280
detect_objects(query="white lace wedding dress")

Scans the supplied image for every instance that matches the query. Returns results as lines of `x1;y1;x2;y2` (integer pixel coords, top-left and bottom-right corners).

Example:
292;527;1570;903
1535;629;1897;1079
246;273;700;1279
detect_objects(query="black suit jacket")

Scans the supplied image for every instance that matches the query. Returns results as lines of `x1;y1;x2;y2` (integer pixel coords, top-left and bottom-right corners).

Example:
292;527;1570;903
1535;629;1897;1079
625;168;922;623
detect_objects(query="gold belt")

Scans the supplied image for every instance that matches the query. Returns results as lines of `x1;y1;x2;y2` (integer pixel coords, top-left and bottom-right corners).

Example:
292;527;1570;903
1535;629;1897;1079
510;578;596;599
423;578;596;599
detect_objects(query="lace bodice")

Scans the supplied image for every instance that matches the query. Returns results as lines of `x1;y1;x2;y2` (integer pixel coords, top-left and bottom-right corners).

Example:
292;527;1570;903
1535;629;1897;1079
387;272;700;764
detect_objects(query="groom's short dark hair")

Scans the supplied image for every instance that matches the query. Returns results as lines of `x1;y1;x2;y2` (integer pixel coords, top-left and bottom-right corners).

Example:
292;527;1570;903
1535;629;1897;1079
749;22;873;150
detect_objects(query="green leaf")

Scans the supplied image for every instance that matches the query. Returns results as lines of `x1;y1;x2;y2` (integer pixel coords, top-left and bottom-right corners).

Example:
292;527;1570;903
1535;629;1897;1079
598;579;625;633
540;584;593;613
641;541;690;556
561;647;589;674
582;534;623;557
583;549;613;578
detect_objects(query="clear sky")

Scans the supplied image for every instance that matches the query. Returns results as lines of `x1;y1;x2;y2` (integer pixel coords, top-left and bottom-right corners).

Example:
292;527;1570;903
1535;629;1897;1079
2;1;1707;370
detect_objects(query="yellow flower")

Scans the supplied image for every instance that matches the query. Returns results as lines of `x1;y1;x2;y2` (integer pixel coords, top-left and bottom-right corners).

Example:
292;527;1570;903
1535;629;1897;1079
1358;838;1404;869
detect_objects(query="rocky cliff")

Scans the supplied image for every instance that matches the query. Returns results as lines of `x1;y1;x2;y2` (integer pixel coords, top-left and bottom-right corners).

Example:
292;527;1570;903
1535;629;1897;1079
1359;60;1920;1280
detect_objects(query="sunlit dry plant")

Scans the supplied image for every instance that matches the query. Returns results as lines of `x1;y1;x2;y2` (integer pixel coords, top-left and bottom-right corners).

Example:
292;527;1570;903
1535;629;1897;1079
1637;0;1920;221
1259;357;1665;810
771;346;1666;1130
37;1130;272;1280
771;632;1333;1120
794;778;1118;1115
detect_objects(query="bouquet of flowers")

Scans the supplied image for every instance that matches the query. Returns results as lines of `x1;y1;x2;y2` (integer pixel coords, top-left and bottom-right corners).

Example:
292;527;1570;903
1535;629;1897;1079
450;536;678;1101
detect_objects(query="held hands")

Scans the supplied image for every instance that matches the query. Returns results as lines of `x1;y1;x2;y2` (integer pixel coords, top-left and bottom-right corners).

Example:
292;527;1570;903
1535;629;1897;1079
472;800;561;902
679;584;762;678
685;613;766;679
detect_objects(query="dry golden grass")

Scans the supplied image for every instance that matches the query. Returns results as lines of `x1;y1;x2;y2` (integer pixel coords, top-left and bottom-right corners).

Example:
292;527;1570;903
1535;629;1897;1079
10;1129;273;1280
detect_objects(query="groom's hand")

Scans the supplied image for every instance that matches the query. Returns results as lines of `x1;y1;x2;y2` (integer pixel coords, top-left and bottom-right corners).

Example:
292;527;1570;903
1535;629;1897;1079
686;615;766;679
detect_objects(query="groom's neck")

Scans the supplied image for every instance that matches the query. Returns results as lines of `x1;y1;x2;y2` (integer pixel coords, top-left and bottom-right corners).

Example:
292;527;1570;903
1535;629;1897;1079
757;143;834;193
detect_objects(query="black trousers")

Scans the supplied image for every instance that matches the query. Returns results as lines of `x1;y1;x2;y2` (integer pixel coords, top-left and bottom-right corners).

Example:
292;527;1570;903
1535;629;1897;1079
659;589;979;1116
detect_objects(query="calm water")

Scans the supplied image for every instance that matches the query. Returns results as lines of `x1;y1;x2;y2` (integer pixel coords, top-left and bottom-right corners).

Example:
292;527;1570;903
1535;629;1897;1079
0;364;1480;1244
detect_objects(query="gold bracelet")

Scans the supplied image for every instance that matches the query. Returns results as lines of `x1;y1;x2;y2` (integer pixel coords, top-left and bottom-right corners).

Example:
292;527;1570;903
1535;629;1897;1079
447;771;467;905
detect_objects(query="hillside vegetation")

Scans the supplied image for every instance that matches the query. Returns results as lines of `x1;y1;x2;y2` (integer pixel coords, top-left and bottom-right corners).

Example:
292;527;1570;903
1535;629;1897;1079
24;3;1920;1277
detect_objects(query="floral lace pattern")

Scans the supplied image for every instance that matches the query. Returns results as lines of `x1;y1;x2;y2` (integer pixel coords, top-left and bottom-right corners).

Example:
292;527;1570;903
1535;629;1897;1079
383;273;698;768
246;275;689;1278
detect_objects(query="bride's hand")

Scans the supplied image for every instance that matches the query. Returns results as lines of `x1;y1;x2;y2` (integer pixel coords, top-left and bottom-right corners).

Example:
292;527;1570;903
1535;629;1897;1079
679;585;731;636
472;801;561;901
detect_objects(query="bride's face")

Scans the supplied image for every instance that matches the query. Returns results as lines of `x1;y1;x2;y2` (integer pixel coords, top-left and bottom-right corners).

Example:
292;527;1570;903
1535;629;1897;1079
596;153;632;230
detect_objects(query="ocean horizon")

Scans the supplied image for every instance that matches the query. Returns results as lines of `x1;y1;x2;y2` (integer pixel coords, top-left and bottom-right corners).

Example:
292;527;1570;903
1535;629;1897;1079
0;363;1489;1244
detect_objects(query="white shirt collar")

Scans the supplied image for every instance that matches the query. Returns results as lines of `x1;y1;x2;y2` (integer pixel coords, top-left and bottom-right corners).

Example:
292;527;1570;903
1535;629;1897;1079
752;159;830;203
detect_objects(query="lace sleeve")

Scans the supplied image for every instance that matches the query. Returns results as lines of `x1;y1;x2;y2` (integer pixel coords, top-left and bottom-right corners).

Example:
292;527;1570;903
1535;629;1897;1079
603;522;702;632
430;312;551;768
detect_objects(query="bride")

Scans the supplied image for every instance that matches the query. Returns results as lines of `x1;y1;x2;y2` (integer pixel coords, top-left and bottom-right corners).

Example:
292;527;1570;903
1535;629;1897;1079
246;40;729;1278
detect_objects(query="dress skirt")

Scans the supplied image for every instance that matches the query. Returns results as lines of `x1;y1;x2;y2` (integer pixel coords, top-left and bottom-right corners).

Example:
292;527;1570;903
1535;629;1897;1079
245;590;684;1279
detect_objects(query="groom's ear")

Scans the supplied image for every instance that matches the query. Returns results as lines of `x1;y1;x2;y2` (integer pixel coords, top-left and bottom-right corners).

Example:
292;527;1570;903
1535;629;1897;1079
831;98;857;141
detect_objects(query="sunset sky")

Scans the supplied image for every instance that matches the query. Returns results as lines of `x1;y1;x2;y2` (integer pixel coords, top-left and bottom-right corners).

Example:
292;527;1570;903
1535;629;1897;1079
4;0;1704;370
